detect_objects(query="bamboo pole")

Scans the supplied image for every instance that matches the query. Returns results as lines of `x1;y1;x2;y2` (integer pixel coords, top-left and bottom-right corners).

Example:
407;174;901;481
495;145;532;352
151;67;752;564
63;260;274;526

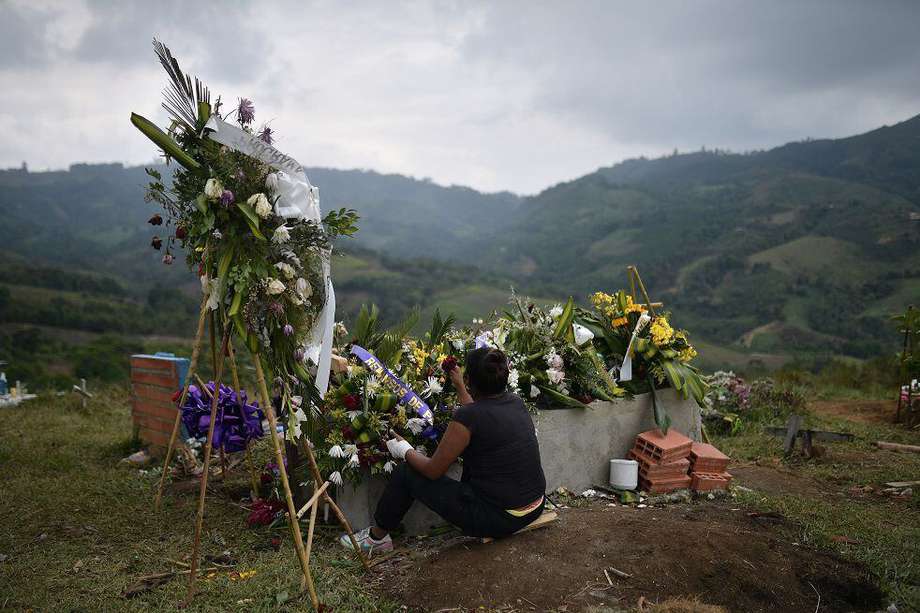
301;484;320;593
252;355;318;610
296;481;331;519
183;315;231;604
628;265;657;317
154;295;210;511
297;438;371;572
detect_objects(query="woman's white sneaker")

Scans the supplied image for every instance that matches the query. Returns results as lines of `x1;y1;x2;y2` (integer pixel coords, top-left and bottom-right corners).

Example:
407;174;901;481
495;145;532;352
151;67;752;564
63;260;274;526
338;527;393;556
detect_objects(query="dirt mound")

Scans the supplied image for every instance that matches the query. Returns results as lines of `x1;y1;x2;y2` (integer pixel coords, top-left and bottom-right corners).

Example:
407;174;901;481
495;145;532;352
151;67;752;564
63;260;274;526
374;503;884;612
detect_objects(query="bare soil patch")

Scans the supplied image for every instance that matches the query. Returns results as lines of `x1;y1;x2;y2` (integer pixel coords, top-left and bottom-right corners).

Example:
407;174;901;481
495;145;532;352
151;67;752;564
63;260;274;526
730;463;830;498
809;399;897;424
373;502;884;612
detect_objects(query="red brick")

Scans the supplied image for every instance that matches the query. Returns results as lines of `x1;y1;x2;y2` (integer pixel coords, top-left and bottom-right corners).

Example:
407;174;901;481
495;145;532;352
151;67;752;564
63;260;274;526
639;474;691;494
133;383;180;404
133;413;176;435
635;429;692;462
131;370;180;388
133;400;179;423
689;442;730;473
130;357;178;373
690;471;733;492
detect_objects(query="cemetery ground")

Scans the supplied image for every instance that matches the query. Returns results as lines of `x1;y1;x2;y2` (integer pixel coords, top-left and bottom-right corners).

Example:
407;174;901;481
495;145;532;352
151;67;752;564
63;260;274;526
0;389;917;612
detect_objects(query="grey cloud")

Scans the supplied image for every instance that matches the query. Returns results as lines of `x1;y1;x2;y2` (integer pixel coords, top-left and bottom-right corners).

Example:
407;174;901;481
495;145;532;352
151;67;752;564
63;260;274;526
0;4;56;68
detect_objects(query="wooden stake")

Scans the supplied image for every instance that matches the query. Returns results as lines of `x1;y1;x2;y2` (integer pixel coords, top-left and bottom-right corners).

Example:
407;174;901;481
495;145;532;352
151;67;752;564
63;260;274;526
227;340;262;499
154;295;210;511
301;485;320;593
297;438;371;572
252;355;318;610
296;481;331;519
628;266;657;317
184;315;231;605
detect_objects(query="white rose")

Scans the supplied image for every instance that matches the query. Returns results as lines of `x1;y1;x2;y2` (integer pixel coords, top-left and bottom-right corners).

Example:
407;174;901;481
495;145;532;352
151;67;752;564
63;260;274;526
573;323;595;346
272;224;291;244
296;277;313;300
547;368;565;385
248;193;272;219
275;261;296;279
266;278;286;295
204;178;223;200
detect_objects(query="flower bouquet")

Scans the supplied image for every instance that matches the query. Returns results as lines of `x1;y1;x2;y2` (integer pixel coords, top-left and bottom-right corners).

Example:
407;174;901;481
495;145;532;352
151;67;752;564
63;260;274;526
179;382;265;453
131;41;358;421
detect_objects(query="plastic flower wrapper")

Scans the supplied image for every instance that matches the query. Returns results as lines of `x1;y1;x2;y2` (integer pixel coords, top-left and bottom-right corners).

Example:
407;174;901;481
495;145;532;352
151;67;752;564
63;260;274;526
180;382;265;453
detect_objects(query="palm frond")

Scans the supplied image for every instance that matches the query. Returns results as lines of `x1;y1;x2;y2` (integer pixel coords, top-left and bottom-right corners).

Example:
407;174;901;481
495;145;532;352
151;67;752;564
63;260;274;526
152;39;210;131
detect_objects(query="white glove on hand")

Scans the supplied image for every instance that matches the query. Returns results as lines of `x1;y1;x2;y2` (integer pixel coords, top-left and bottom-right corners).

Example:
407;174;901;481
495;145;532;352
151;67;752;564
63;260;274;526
386;438;414;461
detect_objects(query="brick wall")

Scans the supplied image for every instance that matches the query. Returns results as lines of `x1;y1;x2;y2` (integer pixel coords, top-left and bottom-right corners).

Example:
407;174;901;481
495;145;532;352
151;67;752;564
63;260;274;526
130;355;186;456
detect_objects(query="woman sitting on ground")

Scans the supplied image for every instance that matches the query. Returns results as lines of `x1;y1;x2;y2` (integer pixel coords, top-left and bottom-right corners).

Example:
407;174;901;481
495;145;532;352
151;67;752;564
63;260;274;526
340;347;546;553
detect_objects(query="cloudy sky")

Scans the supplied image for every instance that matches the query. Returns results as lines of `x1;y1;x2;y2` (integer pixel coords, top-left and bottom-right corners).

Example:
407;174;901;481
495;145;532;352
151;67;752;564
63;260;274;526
2;1;919;194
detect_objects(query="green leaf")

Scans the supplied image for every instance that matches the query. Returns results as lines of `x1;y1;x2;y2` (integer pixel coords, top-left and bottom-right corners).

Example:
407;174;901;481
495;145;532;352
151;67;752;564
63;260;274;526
130;113;201;171
552;297;576;342
236;201;260;228
648;377;672;434
242;214;267;241
228;282;246;318
216;245;236;307
538;385;588;409
195;194;208;214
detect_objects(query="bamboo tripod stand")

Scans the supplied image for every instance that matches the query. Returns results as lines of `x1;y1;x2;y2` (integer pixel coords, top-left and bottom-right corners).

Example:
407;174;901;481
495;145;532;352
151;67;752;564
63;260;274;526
151;293;369;608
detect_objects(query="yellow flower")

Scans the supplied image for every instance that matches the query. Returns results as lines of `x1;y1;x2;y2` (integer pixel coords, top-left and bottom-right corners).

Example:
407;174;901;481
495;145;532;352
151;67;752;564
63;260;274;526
591;292;614;308
612;316;629;328
678;346;697;363
649;317;674;345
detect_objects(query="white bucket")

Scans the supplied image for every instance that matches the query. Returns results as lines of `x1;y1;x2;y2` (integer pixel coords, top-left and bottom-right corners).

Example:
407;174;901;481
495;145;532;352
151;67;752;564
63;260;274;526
609;459;638;490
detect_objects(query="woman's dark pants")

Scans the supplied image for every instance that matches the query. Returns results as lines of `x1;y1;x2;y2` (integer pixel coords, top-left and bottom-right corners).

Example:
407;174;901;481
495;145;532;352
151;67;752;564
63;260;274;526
374;464;544;538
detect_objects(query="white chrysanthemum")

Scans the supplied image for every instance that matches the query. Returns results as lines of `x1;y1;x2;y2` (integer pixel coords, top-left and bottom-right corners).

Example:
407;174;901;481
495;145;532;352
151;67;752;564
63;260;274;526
407;418;426;435
384;461;396;474
329;471;343;486
343;444;358;456
272;225;291;244
275;261;296;279
422;376;443;398
348;453;360;468
266;278;286;295
365;376;381;398
329;445;345;458
452;339;464;350
508;369;520;390
346;410;361;420
573;323;594;346
265;172;281;193
204;177;223;200
549;304;564;318
248;193;272;219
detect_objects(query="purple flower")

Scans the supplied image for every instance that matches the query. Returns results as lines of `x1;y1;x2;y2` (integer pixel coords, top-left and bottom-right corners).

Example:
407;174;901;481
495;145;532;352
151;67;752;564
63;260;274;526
283;324;294;336
258;126;274;145
293;348;305;363
220;189;235;207
237;98;255;125
269;301;284;317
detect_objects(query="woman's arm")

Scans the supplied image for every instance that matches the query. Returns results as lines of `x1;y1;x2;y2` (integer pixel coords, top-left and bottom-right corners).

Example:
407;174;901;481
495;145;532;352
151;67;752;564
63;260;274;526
405;421;471;480
449;367;474;406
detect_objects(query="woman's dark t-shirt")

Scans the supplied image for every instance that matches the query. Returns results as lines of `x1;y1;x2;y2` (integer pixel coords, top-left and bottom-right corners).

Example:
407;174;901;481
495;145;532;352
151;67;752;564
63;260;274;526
452;392;546;509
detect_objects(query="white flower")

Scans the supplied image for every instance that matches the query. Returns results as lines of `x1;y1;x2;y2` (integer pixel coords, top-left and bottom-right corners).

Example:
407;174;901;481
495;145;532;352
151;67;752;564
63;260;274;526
346;410;361;420
329;445;345;458
530;384;541;398
549;304;564;318
407;418;426;435
205;278;221;311
275;261;295;279
272;224;291;244
508;368;520;390
384;461;396;473
365;376;381;398
296;277;312;301
545;350;564;371
211;229;222;240
329;471;343;486
265;172;281;193
573;323;595;346
347;453;360;468
547;368;565;385
204;178;223;200
422;376;443;398
248;193;272;219
343;444;358;456
452;339;464;350
290;395;303;408
266;278;286;295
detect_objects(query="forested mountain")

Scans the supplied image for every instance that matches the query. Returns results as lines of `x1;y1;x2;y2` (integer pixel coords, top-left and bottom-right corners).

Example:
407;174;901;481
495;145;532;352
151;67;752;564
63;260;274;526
1;114;918;386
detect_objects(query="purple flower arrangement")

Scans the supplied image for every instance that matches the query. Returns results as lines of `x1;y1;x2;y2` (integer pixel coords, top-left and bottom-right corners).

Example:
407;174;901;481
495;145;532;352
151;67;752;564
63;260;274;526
181;382;265;453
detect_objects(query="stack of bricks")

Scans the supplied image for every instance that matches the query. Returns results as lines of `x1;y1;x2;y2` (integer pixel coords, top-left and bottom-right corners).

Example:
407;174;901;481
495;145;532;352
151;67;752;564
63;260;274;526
688;442;732;492
130;353;189;456
629;428;693;493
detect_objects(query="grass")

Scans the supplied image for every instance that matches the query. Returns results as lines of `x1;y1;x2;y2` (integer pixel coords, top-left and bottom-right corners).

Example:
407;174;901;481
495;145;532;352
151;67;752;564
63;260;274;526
713;405;920;610
0;387;394;612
